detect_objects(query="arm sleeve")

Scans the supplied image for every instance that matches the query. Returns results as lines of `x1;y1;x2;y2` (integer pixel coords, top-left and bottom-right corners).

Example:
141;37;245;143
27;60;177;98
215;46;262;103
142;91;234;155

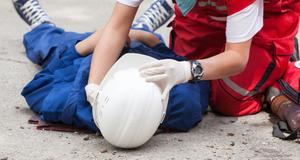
117;0;144;7
226;0;264;43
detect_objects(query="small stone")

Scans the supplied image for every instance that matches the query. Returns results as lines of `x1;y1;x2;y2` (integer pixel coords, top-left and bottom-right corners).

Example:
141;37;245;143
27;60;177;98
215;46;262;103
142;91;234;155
100;149;108;153
230;120;235;123
177;138;183;142
262;142;267;145
206;145;214;148
242;142;247;145
83;136;90;141
71;151;77;154
1;157;8;160
112;151;117;155
220;129;224;132
20;126;24;129
95;132;101;136
15;106;20;109
227;133;235;137
230;141;235;146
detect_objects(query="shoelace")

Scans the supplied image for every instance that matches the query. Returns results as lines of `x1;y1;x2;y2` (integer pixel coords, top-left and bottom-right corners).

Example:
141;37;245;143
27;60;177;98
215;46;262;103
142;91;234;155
136;1;172;31
20;0;49;25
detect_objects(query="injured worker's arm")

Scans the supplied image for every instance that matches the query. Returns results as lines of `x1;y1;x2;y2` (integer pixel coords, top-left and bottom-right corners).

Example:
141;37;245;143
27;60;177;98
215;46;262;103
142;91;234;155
75;29;161;56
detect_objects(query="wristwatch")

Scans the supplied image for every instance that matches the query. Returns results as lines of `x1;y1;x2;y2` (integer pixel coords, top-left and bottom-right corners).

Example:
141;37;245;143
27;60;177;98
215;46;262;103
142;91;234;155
190;60;204;81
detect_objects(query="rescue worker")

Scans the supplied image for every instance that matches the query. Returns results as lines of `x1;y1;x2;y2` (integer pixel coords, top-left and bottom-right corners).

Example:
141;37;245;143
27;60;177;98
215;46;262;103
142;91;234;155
85;0;300;132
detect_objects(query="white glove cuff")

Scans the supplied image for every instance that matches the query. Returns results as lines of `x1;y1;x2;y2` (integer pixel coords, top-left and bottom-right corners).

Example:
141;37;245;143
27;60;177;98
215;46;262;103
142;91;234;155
180;61;192;82
85;84;101;94
85;83;101;107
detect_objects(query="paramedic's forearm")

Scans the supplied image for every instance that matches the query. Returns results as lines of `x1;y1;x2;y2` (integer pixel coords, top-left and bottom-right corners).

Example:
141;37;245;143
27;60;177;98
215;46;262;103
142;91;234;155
88;3;138;84
199;40;252;80
88;29;125;84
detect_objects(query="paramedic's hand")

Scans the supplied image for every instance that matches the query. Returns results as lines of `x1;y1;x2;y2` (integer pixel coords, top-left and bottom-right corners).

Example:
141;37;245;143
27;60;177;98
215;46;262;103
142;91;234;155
85;84;101;107
139;59;191;99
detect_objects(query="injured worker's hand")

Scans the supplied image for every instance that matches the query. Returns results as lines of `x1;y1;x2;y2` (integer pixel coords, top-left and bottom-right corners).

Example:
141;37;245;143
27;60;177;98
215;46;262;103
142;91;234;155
85;84;101;107
139;59;192;100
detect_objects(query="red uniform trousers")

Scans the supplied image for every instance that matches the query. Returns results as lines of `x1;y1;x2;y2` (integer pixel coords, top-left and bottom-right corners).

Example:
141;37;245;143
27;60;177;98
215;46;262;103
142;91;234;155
170;1;300;116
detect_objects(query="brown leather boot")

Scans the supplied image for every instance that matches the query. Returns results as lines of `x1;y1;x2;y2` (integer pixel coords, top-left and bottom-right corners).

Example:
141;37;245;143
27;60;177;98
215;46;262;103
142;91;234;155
271;95;300;131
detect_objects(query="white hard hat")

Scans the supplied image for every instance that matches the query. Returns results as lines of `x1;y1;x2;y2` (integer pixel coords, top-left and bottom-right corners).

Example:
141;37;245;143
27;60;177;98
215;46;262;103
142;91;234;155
93;53;169;148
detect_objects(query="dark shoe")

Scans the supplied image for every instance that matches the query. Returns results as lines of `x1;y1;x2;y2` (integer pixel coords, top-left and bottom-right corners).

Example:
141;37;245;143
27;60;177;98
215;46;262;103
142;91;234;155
132;0;174;32
12;0;52;27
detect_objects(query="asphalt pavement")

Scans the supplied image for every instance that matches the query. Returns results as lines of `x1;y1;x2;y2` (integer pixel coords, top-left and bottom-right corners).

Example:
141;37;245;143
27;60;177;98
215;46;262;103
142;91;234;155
0;0;299;159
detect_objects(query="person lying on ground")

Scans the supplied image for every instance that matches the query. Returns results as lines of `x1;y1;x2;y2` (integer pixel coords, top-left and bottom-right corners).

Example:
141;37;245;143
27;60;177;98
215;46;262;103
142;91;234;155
13;0;209;132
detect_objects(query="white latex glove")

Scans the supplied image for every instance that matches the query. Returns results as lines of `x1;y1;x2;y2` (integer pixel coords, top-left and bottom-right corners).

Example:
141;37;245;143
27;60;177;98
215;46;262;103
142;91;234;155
85;83;101;107
139;59;191;100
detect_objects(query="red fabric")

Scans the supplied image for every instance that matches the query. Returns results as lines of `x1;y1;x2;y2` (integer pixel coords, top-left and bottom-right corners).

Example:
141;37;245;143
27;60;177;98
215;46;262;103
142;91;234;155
226;0;256;15
171;0;300;59
281;62;300;92
170;0;300;115
264;61;300;105
210;80;263;116
210;43;290;116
